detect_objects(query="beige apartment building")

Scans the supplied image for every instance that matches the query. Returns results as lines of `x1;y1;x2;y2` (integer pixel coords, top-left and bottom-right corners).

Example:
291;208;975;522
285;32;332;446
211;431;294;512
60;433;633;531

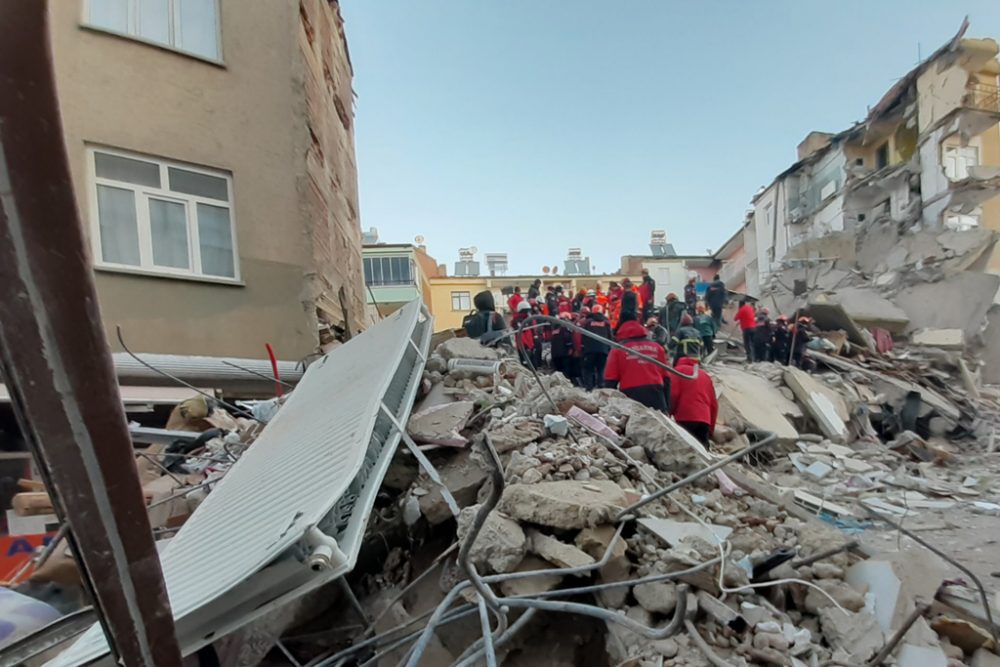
48;0;365;360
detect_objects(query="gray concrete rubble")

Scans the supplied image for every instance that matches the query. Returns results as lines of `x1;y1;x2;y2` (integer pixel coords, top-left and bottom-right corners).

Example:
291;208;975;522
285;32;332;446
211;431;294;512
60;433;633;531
299;306;1000;667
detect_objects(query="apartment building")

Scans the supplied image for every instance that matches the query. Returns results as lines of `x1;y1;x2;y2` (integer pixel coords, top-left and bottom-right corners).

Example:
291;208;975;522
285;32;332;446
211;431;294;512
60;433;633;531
744;23;1000;294
49;0;365;360
363;243;443;319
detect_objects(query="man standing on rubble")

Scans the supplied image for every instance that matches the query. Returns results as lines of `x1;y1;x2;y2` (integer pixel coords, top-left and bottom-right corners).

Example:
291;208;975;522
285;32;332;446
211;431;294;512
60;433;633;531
639;269;656;320
734;299;757;362
694;304;717;355
683;272;698;314
753;307;773;363
463;290;507;344
705;274;727;329
771;315;791;365
603;318;671;411
670;355;718;446
507;286;523;315
582;305;612;390
527;278;541;300
661;293;686;336
550;312;574;378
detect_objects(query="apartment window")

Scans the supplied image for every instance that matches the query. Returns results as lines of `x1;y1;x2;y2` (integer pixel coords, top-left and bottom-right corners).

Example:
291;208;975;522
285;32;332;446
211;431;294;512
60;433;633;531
875;142;890;169
363;256;415;287
90;148;238;280
86;0;221;61
451;291;472;311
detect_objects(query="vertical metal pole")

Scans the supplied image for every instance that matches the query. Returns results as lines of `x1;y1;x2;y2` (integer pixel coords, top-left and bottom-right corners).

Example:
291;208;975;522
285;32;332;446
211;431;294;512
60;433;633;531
0;3;183;666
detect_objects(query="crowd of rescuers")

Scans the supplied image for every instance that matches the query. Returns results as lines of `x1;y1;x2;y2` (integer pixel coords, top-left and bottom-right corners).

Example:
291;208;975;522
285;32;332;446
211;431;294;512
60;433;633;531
462;270;817;446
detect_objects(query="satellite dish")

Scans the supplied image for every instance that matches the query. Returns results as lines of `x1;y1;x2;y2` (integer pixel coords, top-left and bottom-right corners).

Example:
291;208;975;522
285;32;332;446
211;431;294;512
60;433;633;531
542;266;551;274
414;235;425;245
552;266;560;274
469;246;478;254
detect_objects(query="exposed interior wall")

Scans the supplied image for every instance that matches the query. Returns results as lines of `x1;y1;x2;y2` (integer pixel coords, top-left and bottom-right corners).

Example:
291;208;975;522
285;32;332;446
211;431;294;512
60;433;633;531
297;0;366;337
977;124;1000;271
48;0;324;359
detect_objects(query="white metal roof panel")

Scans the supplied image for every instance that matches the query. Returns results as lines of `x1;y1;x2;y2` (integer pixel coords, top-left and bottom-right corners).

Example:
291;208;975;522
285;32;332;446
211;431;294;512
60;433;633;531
49;300;431;666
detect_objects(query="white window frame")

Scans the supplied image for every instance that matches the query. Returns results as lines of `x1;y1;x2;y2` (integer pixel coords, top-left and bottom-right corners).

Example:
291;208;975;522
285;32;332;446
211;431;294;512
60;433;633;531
82;0;224;64
87;146;241;284
451;291;471;311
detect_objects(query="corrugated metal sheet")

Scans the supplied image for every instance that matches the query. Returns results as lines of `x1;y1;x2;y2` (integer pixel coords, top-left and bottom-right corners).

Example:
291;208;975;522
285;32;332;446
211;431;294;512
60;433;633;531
48;300;431;666
113;352;305;388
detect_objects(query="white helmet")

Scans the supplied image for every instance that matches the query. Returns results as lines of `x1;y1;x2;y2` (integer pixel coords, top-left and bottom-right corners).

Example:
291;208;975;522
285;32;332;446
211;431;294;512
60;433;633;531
517;300;531;312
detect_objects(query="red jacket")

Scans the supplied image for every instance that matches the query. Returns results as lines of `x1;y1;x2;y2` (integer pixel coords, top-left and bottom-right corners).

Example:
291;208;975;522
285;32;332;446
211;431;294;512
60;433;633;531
604;321;669;391
638;280;654;305
669;357;719;434
507;293;523;313
735;304;757;330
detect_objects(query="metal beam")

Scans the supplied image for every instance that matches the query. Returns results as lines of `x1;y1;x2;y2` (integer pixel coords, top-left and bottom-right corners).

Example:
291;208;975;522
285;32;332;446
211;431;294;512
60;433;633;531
0;3;182;666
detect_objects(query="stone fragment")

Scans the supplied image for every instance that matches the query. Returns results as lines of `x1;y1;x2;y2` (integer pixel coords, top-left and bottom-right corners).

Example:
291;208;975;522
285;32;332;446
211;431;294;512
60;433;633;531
456;505;526;573
624;408;700;471
576;525;631;607
498;556;562;597
436;337;499;361
418;450;488;524
912;328;965;349
810;562;844;579
633;581;678;615
803;579;866;614
543;414;570;436
971;648;1000;667
624;605;653;628
499;480;627;529
527;529;595;569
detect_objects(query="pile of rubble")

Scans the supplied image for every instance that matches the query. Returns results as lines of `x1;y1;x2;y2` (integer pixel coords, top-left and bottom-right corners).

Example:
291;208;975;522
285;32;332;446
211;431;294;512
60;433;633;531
314;330;1000;667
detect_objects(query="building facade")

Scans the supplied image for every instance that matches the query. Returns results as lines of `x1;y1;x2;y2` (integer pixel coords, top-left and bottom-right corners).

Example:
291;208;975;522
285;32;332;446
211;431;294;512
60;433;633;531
743;25;1000;294
49;0;365;360
362;244;442;319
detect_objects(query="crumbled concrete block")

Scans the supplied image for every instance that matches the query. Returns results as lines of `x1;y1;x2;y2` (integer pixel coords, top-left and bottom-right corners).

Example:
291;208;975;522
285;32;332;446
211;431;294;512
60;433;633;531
803;579;866;614
418;450;488;524
498;556;562;597
543;414;569;436
499;480;627;529
407;401;475;447
435;337;499;361
804;461;834;481
456;505;526;574
527;528;595;569
637;517;732;547
971;648;1000;667
624;408;701;471
713;366;800;440
911;328;965;349
633;581;678;615
784;367;850;443
486;419;546;453
576;525;631;607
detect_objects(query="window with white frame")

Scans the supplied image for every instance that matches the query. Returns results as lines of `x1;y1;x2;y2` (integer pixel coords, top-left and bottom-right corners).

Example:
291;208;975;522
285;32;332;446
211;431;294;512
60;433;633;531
90;148;238;280
451;291;471;311
363;256;415;287
86;0;221;61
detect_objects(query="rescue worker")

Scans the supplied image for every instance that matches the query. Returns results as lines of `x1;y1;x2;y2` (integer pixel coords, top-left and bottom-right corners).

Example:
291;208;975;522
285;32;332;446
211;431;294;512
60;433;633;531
705;274;727;329
646;316;669;347
544;286;558;317
694;304;717;355
572;289;587;313
568;310;585;385
550;312;575;378
670;313;703;364
771;315;791;366
683;273;698;314
661;293;687;335
527;279;542;300
556;286;572;314
507;286;523;315
513;300;535;366
617;285;641;333
791;316;817;371
463;290;507;344
639;269;656;320
581;305;612;390
607;281;624;328
604;318;671;412
670;355;719;446
753;307;773;363
734;299;757;362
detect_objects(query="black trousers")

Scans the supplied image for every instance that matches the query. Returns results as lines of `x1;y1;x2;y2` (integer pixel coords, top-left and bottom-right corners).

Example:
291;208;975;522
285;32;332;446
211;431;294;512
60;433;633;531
742;329;755;361
623;383;669;412
582;353;607;390
678;421;711;446
702;336;714;355
553;356;570;377
710;305;723;329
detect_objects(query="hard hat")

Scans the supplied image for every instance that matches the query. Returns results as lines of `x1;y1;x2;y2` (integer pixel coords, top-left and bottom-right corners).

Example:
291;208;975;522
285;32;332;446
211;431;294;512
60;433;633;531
517;301;531;312
587;289;596;296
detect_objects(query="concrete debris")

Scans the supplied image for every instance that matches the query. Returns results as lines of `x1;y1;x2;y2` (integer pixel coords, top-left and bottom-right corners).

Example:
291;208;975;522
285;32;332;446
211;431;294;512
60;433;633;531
783;367;851;442
526;528;595;568
637;517;733;547
543;413;570;436
713;366;800;440
912;327;965;349
417;449;488;524
435;336;500;361
499;480;627;529
633;581;678;615
406;400;475;447
485;418;546;453
455;504;527;573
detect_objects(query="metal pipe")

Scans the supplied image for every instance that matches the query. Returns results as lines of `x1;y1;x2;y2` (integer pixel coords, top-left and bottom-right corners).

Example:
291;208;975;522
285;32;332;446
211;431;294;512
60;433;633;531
863;506;998;648
616;430;778;520
457;432;505;612
867;603;929;666
451;609;538;667
476;596;498;667
112;351;305;386
788;540;858;569
221;359;295;390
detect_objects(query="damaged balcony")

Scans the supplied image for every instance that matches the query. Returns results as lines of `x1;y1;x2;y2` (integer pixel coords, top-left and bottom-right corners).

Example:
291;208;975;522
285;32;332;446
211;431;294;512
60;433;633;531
945;164;1000;209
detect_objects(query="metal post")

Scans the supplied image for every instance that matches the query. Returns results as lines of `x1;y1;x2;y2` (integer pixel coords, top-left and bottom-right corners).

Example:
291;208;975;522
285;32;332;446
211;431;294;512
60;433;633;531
0;3;183;665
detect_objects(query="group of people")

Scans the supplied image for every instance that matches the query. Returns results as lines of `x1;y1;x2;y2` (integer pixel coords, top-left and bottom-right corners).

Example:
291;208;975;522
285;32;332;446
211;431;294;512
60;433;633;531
733;300;817;370
462;272;725;445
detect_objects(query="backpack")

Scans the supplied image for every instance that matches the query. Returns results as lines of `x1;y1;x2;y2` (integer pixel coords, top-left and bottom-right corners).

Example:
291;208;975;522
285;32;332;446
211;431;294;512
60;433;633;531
463;311;506;346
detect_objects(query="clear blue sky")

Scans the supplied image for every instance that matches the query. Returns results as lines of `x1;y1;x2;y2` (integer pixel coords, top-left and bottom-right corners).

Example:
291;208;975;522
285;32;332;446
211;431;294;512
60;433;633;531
341;1;1000;276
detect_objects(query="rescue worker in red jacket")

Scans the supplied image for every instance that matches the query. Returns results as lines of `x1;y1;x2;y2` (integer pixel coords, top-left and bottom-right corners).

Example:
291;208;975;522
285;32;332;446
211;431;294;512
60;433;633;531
669;356;718;446
507;286;524;316
604;319;671;411
581;304;613;390
513;300;536;367
734;299;757;362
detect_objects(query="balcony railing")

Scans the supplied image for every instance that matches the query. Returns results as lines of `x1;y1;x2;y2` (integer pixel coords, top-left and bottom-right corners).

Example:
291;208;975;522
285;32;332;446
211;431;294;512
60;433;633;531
964;83;1000;114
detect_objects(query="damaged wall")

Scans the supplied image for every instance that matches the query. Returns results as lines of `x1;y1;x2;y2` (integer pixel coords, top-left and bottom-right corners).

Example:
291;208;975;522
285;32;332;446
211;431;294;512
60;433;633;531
47;0;366;359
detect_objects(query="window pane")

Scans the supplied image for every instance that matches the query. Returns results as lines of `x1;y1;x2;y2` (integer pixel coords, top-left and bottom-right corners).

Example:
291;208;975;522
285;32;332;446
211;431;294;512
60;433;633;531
371;258;382;285
138;0;170;45
168;167;229;201
95;152;161;187
363;258;373;285
387;257;398;284
97;185;140;266
177;0;220;59
89;0;128;33
149;198;189;269
197;204;235;277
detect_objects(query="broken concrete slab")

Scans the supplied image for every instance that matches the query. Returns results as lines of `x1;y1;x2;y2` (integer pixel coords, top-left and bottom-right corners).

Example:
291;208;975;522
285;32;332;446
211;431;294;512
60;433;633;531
497;556;563;597
804;297;875;350
895;271;1000;339
810;287;911;335
818;608;884;664
637;517;732;547
971;648;1000;667
895;644;949;667
499;480;627;530
456;505;526;574
624;408;705;471
784;367;850;443
712;366;799;440
633;581;678;615
527;529;595;569
407;401;475;447
435;337;500;361
576;525;631;608
418;450;488;524
911;328;965;349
